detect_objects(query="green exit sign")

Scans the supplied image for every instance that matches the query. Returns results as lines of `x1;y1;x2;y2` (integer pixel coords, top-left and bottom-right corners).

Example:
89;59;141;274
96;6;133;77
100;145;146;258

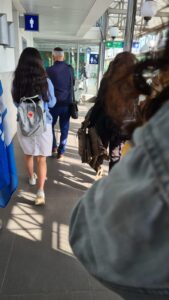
105;41;124;48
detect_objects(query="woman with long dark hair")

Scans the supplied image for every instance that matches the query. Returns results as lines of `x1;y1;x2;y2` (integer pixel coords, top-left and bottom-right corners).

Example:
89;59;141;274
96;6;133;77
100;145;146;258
70;29;169;300
88;51;138;173
12;47;56;205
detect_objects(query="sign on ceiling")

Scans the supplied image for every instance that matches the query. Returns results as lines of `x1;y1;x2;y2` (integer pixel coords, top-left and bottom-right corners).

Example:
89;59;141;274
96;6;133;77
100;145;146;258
105;41;140;49
24;14;39;31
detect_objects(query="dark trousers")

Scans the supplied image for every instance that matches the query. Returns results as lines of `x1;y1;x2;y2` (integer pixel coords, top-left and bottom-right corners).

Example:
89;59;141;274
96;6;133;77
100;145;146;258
109;144;121;171
51;106;70;154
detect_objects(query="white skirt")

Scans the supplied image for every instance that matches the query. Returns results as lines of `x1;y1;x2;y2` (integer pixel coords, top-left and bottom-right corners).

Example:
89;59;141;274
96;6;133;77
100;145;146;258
17;123;53;157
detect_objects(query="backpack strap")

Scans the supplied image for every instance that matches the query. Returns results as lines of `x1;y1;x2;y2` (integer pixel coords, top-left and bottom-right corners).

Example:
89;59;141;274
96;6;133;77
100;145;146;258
20;95;40;102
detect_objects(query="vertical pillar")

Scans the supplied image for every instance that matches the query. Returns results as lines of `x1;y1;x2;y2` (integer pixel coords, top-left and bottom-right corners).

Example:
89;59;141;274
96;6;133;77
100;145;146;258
12;9;20;65
123;0;137;52
76;43;79;79
68;49;70;64
97;41;105;89
97;11;108;89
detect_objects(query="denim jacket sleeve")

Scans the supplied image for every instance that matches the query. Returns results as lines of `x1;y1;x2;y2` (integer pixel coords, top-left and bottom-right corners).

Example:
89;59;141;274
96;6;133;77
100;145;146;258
47;78;56;108
69;100;169;290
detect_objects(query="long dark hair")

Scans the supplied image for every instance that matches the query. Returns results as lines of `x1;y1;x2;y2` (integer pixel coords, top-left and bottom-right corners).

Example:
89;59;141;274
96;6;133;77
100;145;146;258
101;52;138;125
90;52;137;133
104;51;137;79
12;47;48;103
128;27;169;132
97;52;137;103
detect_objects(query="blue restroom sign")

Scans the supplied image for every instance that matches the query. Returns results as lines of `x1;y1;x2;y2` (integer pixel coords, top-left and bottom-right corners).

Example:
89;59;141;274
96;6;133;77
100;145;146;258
89;54;99;64
132;42;139;49
24;14;39;31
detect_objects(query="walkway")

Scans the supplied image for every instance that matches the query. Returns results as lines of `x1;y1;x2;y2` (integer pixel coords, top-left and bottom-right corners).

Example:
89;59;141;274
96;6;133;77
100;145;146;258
0;105;122;300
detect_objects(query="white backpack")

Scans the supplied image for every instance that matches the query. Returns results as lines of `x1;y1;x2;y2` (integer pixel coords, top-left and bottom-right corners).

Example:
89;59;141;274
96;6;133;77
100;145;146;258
17;95;47;137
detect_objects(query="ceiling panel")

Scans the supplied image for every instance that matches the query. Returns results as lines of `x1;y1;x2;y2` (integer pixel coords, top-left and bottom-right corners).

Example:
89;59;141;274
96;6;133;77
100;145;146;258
20;0;96;11
13;0;168;49
18;0;96;36
14;0;114;40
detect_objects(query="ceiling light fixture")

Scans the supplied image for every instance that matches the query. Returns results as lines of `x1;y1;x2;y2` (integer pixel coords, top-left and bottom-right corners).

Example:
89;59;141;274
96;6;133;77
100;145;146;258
109;26;119;40
141;0;158;25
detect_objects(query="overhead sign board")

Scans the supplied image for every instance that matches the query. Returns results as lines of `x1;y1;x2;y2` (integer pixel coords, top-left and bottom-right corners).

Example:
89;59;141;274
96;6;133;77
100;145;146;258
24;14;39;31
89;54;99;64
105;41;124;48
105;40;139;49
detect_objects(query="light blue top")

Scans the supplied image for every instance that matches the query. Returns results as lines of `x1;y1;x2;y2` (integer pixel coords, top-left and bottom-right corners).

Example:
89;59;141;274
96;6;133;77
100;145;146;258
14;78;56;124
69;100;169;291
44;78;56;124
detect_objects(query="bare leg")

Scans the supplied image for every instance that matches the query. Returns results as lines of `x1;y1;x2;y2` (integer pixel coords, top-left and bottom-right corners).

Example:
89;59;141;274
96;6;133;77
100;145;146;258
24;155;34;178
36;156;47;191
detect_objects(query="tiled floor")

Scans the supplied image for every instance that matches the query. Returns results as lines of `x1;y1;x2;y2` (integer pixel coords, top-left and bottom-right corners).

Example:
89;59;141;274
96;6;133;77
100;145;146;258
0;105;123;300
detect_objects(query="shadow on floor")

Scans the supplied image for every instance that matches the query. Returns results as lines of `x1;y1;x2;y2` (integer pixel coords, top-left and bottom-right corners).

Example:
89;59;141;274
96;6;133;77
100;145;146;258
0;105;122;300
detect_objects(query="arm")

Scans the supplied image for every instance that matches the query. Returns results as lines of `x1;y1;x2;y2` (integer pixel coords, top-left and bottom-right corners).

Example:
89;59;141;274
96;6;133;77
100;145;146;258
69;108;168;289
47;78;56;108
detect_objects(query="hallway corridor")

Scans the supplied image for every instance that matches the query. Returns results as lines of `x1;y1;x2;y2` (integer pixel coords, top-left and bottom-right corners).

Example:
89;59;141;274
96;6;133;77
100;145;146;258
0;105;122;300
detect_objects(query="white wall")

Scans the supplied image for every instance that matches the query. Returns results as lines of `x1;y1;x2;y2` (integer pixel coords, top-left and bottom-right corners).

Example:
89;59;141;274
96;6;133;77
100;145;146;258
0;0;33;137
0;0;13;21
0;0;15;72
0;47;15;73
13;9;33;64
18;28;34;54
0;0;16;136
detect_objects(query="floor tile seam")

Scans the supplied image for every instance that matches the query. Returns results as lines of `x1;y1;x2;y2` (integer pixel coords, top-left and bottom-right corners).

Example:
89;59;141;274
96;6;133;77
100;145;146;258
45;187;85;193
1;289;93;296
0;234;16;292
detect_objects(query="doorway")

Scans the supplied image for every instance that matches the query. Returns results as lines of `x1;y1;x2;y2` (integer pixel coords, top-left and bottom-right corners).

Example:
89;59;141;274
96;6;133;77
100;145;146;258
39;43;99;102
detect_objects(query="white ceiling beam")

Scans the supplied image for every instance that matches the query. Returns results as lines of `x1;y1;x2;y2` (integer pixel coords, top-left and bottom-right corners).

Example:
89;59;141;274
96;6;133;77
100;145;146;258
12;0;26;13
33;31;100;43
108;7;169;17
76;0;114;37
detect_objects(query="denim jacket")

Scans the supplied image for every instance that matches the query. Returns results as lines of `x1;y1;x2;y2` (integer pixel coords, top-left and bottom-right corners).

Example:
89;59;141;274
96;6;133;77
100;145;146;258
69;100;169;292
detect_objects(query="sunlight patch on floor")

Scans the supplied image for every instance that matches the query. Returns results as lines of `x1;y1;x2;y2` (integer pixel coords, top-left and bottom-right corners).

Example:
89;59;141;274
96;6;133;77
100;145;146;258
6;202;43;241
17;189;36;203
52;222;73;257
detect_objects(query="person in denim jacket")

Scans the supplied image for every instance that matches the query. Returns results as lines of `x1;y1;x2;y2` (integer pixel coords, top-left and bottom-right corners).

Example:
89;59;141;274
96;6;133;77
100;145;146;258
69;30;169;300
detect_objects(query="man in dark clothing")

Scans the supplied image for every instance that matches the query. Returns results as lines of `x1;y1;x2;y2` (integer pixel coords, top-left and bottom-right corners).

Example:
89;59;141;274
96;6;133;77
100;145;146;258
47;47;74;159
